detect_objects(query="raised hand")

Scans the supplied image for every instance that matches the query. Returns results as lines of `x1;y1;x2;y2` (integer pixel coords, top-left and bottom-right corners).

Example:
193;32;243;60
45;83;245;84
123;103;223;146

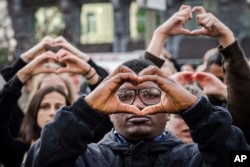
191;6;234;47
53;36;90;61
84;66;141;115
147;5;192;56
171;71;194;86
138;66;198;115
156;5;192;38
20;36;54;63
56;49;91;75
193;71;227;100
17;51;58;83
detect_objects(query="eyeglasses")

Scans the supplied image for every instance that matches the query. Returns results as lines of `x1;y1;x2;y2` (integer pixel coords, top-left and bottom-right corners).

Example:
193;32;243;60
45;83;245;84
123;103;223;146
116;87;161;105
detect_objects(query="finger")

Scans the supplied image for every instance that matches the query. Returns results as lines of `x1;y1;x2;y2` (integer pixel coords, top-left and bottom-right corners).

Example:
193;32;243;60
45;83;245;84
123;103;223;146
40;36;54;49
40;51;57;60
179;5;192;11
41;36;54;44
180;6;192;20
107;72;139;90
56;49;73;60
138;74;172;90
141;104;166;115
116;103;142;116
205;19;216;31
192;6;206;14
175;15;189;24
107;65;136;79
53;36;67;44
171;71;194;84
190;28;208;36
177;10;192;23
27;37;53;56
139;65;166;77
199;15;211;27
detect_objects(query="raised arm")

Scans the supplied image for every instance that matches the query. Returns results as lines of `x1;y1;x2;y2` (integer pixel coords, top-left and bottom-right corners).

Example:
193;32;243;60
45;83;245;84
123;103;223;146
138;65;249;166
191;5;250;143
0;36;54;84
54;36;109;90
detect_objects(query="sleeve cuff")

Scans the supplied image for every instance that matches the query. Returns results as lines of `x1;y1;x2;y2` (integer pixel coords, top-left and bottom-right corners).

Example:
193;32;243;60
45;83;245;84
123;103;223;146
181;96;212;130
144;52;165;68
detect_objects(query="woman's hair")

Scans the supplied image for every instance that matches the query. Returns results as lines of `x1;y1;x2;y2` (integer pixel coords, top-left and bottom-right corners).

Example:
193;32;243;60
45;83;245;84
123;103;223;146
31;73;75;104
19;86;71;146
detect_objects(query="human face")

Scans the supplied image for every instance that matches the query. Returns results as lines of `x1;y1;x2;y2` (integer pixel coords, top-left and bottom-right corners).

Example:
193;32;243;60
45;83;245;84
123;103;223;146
207;64;225;84
110;81;169;142
37;91;66;128
68;73;82;94
165;114;193;143
40;74;69;95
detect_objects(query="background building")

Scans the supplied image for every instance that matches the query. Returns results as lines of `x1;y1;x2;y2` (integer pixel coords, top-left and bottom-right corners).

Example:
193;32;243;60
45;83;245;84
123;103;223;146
1;0;250;69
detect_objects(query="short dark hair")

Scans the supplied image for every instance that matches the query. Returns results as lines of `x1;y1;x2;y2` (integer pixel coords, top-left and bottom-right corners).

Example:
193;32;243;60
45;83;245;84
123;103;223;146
122;59;155;74
206;52;223;70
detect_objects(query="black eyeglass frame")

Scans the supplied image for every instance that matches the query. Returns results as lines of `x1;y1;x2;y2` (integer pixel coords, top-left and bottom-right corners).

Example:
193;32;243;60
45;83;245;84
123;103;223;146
116;87;161;105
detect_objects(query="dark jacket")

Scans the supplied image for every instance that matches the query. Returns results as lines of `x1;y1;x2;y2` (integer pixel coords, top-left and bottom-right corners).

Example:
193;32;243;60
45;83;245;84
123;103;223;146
0;58;26;137
145;42;250;144
219;40;250;144
23;96;249;167
0;76;29;167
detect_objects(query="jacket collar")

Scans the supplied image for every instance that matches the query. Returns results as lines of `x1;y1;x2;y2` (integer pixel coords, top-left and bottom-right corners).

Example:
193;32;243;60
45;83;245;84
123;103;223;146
98;129;183;153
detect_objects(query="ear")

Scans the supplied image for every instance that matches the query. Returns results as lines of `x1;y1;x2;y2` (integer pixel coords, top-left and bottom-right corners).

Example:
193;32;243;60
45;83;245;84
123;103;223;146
166;113;170;122
108;114;114;123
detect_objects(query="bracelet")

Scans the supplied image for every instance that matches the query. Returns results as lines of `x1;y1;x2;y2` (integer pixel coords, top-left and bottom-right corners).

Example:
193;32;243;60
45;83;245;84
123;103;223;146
83;66;92;76
86;72;96;80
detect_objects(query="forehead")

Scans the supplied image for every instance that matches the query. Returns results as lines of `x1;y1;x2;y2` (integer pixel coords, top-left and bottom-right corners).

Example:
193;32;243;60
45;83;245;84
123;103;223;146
41;91;66;103
119;81;159;90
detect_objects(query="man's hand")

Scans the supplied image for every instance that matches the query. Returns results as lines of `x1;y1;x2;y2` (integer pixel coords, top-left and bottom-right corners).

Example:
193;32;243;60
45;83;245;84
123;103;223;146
84;66;142;115
138;66;198;115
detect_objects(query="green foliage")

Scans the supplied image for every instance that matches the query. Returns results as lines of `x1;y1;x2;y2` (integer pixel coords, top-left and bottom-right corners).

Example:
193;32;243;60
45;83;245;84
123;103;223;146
0;48;9;69
35;7;65;41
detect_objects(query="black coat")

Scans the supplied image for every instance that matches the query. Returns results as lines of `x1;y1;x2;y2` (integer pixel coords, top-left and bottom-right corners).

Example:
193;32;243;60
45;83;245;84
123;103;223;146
23;96;249;167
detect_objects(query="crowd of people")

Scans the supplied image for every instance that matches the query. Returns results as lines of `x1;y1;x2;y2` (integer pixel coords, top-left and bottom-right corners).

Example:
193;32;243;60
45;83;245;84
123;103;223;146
0;4;250;167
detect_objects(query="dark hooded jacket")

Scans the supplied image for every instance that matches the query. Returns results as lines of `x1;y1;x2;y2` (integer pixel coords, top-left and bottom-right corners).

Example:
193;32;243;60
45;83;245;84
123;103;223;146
23;96;249;167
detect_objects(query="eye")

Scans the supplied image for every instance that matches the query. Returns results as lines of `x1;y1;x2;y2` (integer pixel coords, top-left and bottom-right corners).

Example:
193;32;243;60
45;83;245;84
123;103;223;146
40;104;50;110
117;90;133;100
55;104;64;110
140;88;161;99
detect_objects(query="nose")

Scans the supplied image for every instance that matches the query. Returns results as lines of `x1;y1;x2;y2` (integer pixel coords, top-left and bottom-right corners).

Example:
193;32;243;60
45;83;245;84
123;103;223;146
131;96;146;110
49;107;57;117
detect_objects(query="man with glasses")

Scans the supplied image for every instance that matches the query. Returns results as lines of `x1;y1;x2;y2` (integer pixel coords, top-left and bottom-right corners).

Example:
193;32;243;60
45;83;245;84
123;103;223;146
23;5;249;167
23;58;249;167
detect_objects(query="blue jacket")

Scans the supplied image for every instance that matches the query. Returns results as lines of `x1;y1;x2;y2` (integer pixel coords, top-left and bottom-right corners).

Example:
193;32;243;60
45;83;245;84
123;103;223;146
23;96;249;167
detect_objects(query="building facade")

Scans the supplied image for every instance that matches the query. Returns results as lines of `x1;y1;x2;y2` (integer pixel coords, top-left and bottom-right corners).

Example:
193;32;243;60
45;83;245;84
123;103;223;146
4;0;250;66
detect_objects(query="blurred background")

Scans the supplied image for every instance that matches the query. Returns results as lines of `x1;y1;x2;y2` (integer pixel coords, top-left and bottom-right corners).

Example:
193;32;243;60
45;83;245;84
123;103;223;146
0;0;250;70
